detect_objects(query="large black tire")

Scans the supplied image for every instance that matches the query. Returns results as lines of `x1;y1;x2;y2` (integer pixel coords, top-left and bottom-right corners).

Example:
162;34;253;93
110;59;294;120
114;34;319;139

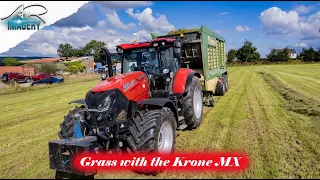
56;107;92;179
215;78;225;96
25;78;32;83
222;74;228;92
55;171;94;179
58;107;84;139
127;107;177;175
180;76;203;130
12;79;19;84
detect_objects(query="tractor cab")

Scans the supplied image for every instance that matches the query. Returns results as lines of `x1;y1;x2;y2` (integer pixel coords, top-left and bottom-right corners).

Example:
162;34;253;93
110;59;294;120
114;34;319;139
115;38;182;97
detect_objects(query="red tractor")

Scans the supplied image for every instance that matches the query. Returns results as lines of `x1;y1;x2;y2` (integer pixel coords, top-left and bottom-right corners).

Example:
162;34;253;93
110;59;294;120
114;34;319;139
49;38;203;179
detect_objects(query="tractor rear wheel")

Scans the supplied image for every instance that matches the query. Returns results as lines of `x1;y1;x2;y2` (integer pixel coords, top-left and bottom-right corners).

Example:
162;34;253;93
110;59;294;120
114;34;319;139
127;107;177;175
215;78;225;96
222;74;228;92
180;76;203;130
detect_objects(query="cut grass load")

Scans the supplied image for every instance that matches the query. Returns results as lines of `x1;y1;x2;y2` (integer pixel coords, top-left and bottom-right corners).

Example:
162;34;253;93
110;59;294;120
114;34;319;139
0;64;319;178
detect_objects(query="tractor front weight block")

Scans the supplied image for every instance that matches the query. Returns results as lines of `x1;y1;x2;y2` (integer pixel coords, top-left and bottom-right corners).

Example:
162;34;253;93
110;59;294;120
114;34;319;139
48;136;97;176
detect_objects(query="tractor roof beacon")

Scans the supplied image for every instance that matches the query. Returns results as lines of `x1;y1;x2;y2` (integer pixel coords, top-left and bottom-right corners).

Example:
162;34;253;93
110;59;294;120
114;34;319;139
48;25;227;179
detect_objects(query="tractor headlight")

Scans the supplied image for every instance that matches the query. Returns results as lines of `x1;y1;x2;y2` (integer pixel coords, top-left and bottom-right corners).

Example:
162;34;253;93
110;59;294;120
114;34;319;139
97;96;114;112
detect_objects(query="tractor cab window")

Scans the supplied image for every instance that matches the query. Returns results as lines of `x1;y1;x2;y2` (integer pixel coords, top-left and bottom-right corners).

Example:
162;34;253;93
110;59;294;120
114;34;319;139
122;48;160;74
158;46;178;73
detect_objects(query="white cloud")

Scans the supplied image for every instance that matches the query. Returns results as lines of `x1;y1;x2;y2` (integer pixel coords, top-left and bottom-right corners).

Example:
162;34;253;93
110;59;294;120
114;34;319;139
295;43;308;47
2;24;144;56
133;30;153;41
0;2;165;56
97;20;106;28
106;29;117;36
236;25;250;32
259;7;300;36
125;7;175;33
64;26;93;33
299;11;320;40
23;49;32;52
106;38;123;52
106;11;136;29
294;5;315;14
23;43;57;55
217;12;229;16
259;7;320;39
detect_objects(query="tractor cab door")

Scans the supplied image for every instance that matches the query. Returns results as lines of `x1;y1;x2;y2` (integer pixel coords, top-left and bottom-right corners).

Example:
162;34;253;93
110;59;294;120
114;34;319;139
155;46;179;95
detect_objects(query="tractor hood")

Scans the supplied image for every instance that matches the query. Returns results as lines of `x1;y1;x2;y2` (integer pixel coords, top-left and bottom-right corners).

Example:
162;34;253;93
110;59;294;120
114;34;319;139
91;71;146;94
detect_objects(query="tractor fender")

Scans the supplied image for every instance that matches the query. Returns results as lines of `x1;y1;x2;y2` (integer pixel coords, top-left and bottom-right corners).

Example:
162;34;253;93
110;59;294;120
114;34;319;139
173;68;201;96
137;99;178;123
68;99;85;105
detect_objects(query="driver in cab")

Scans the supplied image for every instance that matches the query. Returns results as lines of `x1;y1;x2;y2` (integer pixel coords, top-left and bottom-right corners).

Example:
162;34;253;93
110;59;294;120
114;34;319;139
141;51;160;73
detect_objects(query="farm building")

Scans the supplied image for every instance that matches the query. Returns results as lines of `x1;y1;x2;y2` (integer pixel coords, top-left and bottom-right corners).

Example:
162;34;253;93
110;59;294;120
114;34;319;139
271;49;297;59
0;65;35;76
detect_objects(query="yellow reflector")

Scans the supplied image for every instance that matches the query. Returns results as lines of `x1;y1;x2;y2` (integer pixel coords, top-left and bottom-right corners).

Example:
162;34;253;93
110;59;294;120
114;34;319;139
180;33;184;37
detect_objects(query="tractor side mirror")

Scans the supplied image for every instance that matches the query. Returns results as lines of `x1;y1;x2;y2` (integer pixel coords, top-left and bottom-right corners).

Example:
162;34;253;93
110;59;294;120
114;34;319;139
116;47;123;57
100;46;113;78
173;40;181;59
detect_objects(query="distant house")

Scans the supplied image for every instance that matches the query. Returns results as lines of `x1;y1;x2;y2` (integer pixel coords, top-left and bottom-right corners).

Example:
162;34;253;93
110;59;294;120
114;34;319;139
272;49;297;59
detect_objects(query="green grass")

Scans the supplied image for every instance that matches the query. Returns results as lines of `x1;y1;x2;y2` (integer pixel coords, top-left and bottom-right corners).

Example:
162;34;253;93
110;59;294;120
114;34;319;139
0;64;319;178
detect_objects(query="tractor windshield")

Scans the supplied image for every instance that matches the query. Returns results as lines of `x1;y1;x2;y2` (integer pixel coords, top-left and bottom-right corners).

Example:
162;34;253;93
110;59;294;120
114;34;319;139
122;46;178;74
122;47;160;74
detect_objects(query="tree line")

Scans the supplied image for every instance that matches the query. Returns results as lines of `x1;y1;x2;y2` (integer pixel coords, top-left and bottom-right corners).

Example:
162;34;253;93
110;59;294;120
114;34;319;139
227;40;320;64
57;40;106;62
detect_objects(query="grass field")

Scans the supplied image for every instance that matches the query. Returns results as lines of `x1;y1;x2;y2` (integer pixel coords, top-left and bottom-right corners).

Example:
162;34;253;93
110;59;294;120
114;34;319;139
0;64;319;179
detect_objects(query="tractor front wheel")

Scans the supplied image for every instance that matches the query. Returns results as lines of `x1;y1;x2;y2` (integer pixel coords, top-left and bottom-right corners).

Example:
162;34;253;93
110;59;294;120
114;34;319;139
58;106;85;139
180;76;203;130
127;107;177;175
56;107;92;179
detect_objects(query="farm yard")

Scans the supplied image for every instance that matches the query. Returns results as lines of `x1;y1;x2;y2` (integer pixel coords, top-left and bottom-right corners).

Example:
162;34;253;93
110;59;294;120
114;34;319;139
0;64;319;179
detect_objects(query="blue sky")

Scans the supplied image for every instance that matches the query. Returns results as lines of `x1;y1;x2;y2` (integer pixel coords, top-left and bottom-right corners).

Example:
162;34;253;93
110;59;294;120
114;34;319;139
1;1;319;57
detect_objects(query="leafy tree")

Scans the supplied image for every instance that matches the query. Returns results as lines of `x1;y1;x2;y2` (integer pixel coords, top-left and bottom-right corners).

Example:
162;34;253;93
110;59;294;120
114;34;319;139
57;43;73;57
3;58;24;66
267;49;278;62
83;40;106;62
37;62;59;74
235;40;260;62
279;48;291;61
64;61;86;74
227;49;237;63
299;47;319;62
72;47;86;57
267;47;291;62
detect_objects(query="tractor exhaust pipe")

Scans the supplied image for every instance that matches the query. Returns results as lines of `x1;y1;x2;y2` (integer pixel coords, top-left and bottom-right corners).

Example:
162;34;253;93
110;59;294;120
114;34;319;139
100;47;113;78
